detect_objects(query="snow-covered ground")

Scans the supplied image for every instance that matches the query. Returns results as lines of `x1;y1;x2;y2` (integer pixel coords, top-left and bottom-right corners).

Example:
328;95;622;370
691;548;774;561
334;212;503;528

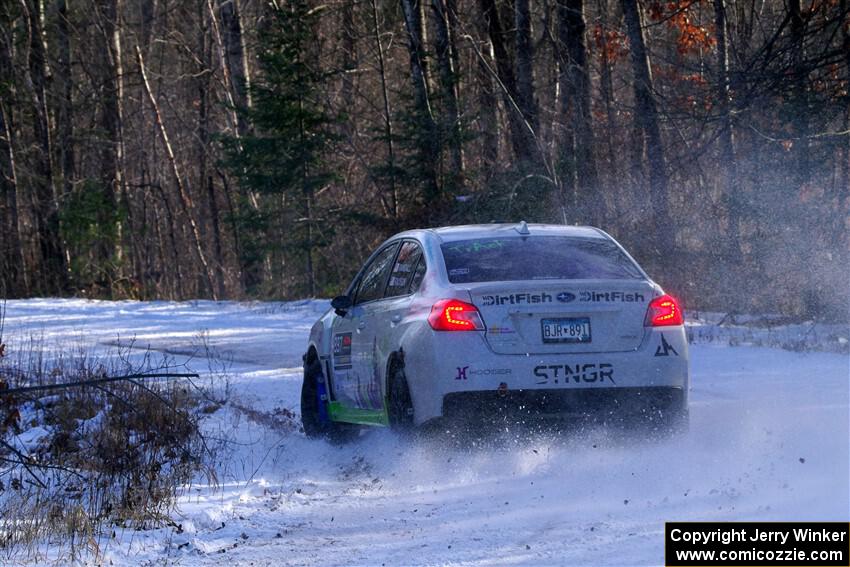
1;299;848;566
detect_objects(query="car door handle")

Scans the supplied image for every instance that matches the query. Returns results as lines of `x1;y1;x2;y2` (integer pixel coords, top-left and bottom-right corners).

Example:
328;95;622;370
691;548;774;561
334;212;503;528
390;314;402;324
357;320;368;330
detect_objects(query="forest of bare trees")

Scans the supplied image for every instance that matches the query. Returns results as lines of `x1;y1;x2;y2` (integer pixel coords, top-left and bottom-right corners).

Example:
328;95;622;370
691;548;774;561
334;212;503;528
0;0;847;319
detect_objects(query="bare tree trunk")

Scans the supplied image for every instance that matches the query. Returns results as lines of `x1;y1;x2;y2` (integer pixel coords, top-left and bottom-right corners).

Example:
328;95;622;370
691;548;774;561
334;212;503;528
139;0;155;47
788;0;810;189
207;0;257;235
198;3;226;298
514;0;537;133
304;174;316;298
0;96;25;294
218;0;251;135
622;0;674;249
556;13;577;208
150;174;185;300
293;73;316;296
370;0;399;217
136;45;219;300
340;0;356;133
96;0;124;291
431;0;465;191
597;0;620;215
55;0;74;199
475;9;500;174
341;0;391;222
400;0;441;204
0;17;26;294
218;171;247;293
557;0;599;223
713;0;741;262
204;0;255;292
445;0;463;104
479;0;537;165
23;0;67;294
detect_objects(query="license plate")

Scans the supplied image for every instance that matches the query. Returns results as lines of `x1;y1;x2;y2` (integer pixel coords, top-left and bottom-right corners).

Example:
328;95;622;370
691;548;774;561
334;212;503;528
541;317;591;343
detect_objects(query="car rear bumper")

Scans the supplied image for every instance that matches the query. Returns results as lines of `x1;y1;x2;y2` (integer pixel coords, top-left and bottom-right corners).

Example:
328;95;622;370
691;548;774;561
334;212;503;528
402;326;689;424
440;385;686;422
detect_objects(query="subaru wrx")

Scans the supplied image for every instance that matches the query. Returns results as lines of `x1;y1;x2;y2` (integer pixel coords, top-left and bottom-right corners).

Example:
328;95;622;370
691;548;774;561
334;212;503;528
301;223;689;438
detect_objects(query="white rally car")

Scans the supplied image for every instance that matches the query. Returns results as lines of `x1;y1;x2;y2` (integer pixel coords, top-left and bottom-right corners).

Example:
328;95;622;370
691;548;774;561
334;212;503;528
301;223;689;438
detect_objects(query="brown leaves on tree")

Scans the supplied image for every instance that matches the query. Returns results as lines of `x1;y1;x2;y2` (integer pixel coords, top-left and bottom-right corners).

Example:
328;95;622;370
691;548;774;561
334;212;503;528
592;25;629;65
648;0;716;55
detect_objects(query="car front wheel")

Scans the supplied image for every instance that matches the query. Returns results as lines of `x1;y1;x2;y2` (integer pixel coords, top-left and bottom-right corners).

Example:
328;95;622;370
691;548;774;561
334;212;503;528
301;358;358;443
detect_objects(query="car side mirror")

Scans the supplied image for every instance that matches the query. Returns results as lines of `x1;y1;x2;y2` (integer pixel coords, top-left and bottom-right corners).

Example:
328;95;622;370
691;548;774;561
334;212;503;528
331;295;352;316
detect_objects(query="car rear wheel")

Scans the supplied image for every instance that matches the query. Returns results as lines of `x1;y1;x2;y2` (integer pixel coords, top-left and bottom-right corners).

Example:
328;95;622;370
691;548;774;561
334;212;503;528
301;358;358;443
387;363;414;432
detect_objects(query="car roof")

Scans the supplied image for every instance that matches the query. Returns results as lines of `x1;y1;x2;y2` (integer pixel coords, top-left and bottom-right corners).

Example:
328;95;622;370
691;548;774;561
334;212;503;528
393;223;608;244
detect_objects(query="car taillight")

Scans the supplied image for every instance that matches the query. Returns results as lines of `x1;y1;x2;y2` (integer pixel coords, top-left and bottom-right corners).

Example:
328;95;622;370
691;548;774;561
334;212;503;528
645;294;684;326
428;299;485;331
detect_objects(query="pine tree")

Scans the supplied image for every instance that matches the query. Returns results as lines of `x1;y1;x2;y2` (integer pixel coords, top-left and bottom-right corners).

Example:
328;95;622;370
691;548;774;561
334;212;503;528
222;1;335;297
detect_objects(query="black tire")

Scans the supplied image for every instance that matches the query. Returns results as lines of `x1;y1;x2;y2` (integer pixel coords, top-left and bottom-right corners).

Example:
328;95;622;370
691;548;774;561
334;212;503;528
301;358;358;443
386;362;414;432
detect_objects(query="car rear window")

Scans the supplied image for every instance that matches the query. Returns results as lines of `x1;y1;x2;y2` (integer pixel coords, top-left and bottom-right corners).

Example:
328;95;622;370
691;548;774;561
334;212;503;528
440;236;644;283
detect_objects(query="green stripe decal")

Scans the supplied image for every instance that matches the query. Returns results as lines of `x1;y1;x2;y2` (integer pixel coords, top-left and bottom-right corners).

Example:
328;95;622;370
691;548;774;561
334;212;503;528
327;401;389;426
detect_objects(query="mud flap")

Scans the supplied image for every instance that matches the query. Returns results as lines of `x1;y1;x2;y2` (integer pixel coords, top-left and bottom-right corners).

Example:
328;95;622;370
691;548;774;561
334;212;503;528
317;375;330;423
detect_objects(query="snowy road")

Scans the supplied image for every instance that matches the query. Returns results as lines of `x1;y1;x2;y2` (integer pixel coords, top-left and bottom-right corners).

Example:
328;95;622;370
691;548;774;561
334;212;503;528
2;299;848;566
